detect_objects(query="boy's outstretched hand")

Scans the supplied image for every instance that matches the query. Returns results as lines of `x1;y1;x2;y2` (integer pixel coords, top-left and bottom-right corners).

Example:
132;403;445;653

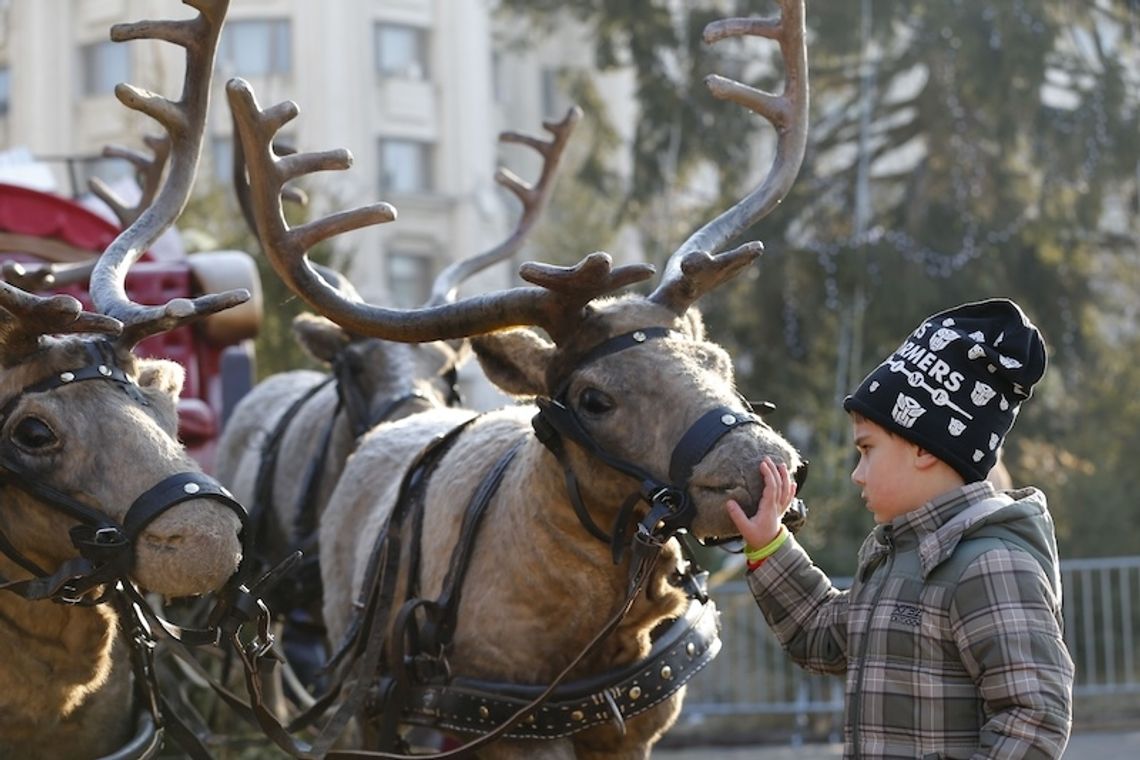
725;456;798;549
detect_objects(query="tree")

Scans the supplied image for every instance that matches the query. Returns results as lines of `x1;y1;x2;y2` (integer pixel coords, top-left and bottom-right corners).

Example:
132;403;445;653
498;0;1140;570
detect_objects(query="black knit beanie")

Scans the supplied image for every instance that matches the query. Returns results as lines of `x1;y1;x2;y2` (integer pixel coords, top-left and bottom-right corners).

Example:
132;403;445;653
843;298;1047;482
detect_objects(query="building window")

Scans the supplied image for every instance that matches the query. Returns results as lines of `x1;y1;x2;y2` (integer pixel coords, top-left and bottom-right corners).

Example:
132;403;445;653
374;23;429;80
219;19;292;77
80;41;130;96
387;250;433;307
379;138;434;194
0;66;9;116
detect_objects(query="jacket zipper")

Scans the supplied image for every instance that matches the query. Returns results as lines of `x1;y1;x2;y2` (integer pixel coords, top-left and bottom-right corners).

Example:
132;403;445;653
851;525;894;758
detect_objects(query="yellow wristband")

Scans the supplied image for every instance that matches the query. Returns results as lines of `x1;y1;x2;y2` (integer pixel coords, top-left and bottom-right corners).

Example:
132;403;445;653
744;526;789;563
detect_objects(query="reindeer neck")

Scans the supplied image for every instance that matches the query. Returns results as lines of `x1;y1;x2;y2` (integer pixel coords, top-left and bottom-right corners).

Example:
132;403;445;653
0;568;125;729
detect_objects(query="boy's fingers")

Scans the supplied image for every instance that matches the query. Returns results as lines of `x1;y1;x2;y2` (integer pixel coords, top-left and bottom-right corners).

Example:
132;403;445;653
725;499;752;532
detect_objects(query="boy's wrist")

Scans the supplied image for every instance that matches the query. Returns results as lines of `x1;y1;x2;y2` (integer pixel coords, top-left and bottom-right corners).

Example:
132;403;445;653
744;525;789;571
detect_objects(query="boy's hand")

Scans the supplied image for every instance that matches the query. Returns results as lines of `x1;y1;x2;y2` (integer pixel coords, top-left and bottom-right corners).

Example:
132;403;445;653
725;457;798;549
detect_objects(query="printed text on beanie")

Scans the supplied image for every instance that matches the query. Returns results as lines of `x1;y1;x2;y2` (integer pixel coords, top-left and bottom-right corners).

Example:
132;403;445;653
843;299;1047;482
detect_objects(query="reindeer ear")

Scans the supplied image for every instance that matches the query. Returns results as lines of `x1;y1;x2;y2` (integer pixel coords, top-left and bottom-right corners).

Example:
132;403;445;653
471;328;553;397
137;358;185;397
292;313;350;364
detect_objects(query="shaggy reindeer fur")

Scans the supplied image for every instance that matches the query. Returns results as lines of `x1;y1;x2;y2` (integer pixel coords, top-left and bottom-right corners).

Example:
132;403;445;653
319;298;803;759
0;339;243;758
215;313;467;563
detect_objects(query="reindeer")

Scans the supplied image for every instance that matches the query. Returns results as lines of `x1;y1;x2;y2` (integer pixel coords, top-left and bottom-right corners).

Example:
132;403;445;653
213;111;580;696
0;1;249;757
229;1;808;756
216;107;580;585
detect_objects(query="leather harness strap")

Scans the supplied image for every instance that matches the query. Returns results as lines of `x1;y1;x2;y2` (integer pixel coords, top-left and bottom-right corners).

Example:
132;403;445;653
401;597;720;740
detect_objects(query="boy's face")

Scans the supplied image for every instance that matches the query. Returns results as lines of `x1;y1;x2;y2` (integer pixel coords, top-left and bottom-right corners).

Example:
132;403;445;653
850;416;924;524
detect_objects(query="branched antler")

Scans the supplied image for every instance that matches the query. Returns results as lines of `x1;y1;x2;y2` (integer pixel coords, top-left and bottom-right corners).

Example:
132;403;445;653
4;134;175;294
89;134;172;228
650;0;809;314
228;77;651;344
0;281;121;366
88;0;249;356
426;106;582;305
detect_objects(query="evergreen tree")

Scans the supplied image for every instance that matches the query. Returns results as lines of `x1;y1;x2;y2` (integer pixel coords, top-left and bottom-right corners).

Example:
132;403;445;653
499;0;1140;570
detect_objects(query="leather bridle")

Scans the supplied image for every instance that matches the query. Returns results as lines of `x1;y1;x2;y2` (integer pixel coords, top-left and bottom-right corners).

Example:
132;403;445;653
532;326;779;563
0;341;250;606
0;340;258;760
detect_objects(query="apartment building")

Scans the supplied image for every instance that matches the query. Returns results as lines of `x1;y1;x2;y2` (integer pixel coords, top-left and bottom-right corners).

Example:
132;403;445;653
0;0;632;307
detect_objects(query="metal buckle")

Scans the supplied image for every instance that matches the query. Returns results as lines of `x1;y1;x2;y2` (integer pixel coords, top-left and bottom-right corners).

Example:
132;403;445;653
58;583;83;605
94;526;123;545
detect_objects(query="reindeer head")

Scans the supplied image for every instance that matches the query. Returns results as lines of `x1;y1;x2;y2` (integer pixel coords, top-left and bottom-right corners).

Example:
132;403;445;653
0;0;246;599
230;1;809;543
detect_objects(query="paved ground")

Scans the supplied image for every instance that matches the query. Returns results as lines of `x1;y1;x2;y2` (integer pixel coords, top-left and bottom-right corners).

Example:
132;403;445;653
654;728;1140;758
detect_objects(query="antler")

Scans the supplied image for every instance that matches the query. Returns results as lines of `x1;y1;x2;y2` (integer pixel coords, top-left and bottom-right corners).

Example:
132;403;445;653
0;281;122;366
1;259;90;291
88;0;249;355
425;106;582;306
89;134;172;228
3;134;174;293
649;0;809;314
227;77;652;344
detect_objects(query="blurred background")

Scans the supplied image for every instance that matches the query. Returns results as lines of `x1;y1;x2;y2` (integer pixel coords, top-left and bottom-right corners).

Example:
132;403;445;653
2;0;1138;751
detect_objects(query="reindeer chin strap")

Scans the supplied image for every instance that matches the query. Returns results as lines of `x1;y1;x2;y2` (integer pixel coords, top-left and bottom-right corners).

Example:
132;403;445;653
530;327;766;566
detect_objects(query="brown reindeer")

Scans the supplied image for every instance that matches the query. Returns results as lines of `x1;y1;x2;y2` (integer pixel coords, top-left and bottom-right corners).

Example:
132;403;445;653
0;1;248;757
213;108;580;700
216;107;580;581
230;1;808;756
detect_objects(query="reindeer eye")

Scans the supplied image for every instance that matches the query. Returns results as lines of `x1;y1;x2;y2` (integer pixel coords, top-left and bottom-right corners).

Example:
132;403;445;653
12;417;57;449
577;388;614;415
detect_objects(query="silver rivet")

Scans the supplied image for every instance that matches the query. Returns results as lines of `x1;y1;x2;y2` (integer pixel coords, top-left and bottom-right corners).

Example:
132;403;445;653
98;365;112;376
60;372;75;383
478;706;489;720
632;331;647;342
628;686;642;700
661;665;673;680
686;642;696;657
720;413;736;426
570;710;584;721
183;483;201;495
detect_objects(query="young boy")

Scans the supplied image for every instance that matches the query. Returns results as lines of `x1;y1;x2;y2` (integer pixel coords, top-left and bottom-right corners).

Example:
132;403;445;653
726;298;1074;759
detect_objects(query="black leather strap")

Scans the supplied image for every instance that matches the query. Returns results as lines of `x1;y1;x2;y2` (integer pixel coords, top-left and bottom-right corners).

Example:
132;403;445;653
668;406;763;484
401;598;721;740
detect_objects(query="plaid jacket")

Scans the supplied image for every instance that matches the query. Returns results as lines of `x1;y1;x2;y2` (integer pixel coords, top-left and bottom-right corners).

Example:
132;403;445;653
748;481;1074;759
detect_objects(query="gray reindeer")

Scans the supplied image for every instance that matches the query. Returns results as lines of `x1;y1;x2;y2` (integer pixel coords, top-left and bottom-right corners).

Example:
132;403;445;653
0;1;250;758
230;1;808;757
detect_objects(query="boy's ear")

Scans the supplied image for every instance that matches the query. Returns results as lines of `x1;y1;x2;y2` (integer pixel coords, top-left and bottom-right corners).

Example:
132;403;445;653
914;446;942;470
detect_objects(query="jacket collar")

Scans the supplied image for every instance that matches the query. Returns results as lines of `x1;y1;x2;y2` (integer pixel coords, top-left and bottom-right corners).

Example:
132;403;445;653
858;481;1004;579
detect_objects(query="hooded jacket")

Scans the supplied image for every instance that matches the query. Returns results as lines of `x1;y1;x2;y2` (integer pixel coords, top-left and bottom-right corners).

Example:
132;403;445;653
748;480;1074;759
